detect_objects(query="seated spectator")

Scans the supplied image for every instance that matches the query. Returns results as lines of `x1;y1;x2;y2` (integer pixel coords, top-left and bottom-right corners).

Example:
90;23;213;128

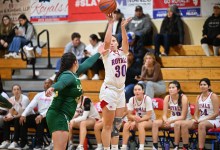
154;5;184;56
19;79;53;150
0;15;15;51
127;32;148;64
55;32;86;73
181;78;219;150
0;84;30;149
125;51;141;102
152;80;191;150
64;32;86;63
79;34;104;80
0;76;12;127
126;5;152;51
104;9;123;44
136;53;166;98
5;14;36;59
121;83;155;150
201;3;220;56
69;96;100;150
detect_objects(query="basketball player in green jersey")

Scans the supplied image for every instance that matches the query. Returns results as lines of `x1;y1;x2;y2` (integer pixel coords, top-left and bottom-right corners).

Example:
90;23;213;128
45;44;107;150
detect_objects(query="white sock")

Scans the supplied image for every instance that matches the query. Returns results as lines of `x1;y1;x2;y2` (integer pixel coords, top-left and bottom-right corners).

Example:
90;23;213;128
97;144;103;148
213;46;220;56
139;144;144;149
111;145;118;150
104;147;110;150
121;145;127;148
202;44;210;56
77;144;83;148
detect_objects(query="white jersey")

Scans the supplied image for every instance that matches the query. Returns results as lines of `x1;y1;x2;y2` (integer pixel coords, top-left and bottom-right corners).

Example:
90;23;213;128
169;95;191;120
198;92;219;120
102;49;127;90
127;95;155;120
75;97;100;120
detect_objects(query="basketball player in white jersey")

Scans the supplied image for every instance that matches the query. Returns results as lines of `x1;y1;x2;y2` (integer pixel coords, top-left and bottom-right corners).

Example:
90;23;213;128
99;14;131;150
69;96;100;150
121;83;155;150
152;80;191;150
181;78;220;150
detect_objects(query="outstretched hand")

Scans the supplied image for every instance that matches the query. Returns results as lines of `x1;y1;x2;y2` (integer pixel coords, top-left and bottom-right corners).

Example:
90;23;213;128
106;13;115;24
46;87;54;97
98;43;109;55
121;17;132;28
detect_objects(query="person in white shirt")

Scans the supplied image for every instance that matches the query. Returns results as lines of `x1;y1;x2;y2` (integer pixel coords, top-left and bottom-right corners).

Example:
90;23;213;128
121;83;155;150
19;79;53;150
0;84;30;149
79;34;103;80
69;96;100;150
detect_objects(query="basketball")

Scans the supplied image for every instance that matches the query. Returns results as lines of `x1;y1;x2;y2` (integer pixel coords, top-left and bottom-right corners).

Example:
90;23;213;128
98;0;117;14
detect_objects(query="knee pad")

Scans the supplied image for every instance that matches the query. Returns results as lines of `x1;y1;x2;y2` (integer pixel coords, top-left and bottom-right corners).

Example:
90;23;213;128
111;117;122;137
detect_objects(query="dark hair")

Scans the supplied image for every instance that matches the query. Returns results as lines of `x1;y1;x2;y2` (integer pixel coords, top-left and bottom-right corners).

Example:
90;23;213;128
71;32;81;40
0;75;4;93
1;15;14;35
199;78;212;92
169;80;183;108
134;83;145;93
12;84;21;91
54;52;77;82
89;34;100;42
18;14;36;36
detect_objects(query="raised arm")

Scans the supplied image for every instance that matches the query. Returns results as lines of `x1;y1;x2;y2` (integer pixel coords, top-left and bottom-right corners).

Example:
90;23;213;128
104;14;114;51
121;18;132;54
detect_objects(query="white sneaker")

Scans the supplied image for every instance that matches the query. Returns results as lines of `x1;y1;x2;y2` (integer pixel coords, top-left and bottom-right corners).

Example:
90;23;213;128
76;145;84;150
152;146;157;150
21;144;29;150
0;140;10;148
4;52;13;58
8;141;20;149
44;143;53;150
92;74;100;80
79;74;88;80
67;141;73;150
95;148;103;150
138;148;144;150
11;52;21;59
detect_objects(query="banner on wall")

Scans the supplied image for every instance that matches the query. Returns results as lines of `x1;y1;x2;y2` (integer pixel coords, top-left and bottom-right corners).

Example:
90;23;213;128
30;0;68;22
68;0;105;21
68;0;153;22
153;0;201;19
0;0;30;23
117;0;153;19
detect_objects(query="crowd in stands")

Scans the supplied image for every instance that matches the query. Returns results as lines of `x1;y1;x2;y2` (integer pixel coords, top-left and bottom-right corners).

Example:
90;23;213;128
0;2;219;150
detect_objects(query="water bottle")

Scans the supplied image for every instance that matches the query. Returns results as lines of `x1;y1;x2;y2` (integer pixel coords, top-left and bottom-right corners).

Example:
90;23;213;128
164;141;170;150
32;137;35;148
213;140;219;150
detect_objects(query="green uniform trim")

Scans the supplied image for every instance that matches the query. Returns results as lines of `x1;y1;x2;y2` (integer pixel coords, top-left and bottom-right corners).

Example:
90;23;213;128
46;53;100;134
0;94;12;109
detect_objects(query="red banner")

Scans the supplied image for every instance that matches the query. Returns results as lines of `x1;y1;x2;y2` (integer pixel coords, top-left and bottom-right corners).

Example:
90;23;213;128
154;0;201;8
68;0;106;22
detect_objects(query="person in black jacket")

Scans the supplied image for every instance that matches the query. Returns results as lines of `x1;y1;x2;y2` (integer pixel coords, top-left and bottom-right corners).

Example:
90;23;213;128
104;9;123;44
0;15;15;51
125;51;142;103
154;5;184;56
201;3;220;56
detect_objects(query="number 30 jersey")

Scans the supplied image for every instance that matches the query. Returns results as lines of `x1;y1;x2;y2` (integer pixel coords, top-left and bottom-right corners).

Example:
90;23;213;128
102;49;127;91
